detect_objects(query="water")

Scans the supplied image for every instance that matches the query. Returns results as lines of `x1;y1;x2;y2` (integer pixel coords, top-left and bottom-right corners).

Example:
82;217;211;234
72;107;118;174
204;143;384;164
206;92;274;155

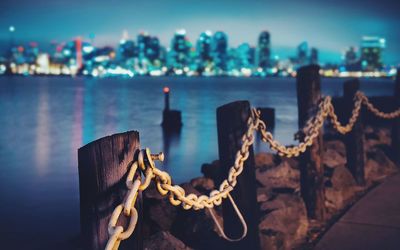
0;76;394;249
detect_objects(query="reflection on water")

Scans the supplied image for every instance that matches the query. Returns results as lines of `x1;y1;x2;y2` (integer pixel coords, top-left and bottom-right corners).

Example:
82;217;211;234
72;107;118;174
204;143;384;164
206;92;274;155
0;76;394;249
35;84;51;176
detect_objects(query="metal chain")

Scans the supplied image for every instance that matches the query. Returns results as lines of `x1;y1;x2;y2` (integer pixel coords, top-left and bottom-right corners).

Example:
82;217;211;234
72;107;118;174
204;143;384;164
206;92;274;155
105;90;400;249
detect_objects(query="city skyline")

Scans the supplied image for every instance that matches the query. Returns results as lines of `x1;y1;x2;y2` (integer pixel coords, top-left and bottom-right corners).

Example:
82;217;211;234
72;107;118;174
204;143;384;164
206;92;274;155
1;0;400;64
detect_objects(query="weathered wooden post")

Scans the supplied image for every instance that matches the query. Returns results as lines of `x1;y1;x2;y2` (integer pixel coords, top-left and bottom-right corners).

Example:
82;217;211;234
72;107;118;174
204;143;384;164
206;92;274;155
78;131;143;250
392;69;400;165
257;107;275;131
343;79;365;185
296;65;326;220
217;101;260;250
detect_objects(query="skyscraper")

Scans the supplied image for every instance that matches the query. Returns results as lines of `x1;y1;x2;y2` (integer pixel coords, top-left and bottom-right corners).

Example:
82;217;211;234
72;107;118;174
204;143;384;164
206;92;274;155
197;31;213;62
297;41;308;66
258;31;271;69
170;29;191;69
310;47;318;65
344;46;359;71
360;36;385;71
212;31;228;72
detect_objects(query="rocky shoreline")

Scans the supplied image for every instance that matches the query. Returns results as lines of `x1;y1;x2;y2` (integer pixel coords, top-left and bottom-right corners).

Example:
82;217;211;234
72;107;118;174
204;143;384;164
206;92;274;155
140;125;398;250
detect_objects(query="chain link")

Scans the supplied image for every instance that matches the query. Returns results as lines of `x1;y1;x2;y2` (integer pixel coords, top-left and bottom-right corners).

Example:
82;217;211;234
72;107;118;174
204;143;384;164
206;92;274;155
105;90;400;249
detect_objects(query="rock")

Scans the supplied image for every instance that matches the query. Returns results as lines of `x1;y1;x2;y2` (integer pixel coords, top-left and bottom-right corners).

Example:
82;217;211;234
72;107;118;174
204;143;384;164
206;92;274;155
365;127;392;150
144;184;178;233
144;231;192;250
325;187;355;211
201;160;220;181
259;194;308;249
331;166;356;188
324;166;356;211
325;140;346;156
256;161;300;190
171;207;221;249
365;147;397;182
257;187;273;203
323;140;346;168
259;229;285;250
255;152;275;168
190;177;214;193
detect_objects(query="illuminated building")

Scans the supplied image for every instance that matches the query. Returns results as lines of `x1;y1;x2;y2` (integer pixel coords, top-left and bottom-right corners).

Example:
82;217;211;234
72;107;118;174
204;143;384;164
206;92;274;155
258;31;271;69
310;47;318;65
297;41;308;66
197;31;213;62
236;43;255;70
118;40;137;60
360;36;385;71
146;36;160;62
344;46;359;71
212;31;228;72
170;29;191;70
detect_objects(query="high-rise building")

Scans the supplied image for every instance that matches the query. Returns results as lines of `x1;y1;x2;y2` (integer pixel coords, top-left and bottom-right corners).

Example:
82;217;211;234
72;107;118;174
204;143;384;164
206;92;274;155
297;41;308;66
360;36;385;71
146;36;160;62
170;29;191;69
237;43;255;69
258;31;271;69
310;47;318;65
197;31;213;62
344;46;359;71
118;40;137;60
137;32;150;62
212;31;228;72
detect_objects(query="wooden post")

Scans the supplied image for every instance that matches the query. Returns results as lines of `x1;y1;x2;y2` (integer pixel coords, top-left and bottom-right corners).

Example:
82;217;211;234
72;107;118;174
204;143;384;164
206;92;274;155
296;65;326;220
217;101;260;250
78;131;143;250
343;79;365;185
393;69;400;165
257;107;275;131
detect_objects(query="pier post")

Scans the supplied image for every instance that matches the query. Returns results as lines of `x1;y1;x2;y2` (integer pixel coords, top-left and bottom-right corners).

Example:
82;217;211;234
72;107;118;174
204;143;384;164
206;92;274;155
393;69;400;165
161;87;182;131
216;101;260;250
296;65;326;220
78;131;143;250
257;107;275;131
343;79;365;185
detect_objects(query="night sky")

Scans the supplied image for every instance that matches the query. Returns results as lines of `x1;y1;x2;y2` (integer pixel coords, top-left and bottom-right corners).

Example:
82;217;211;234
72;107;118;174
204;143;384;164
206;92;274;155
1;0;399;64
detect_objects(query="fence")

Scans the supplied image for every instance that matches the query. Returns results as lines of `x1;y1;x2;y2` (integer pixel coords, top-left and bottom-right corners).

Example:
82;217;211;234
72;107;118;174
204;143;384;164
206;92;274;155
78;65;400;250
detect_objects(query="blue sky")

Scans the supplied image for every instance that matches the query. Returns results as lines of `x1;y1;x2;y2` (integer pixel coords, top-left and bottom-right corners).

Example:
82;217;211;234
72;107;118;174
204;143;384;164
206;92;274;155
1;0;399;64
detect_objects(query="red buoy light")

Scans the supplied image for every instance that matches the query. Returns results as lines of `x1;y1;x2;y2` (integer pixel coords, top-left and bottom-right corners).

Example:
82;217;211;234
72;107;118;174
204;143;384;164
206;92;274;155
163;87;170;93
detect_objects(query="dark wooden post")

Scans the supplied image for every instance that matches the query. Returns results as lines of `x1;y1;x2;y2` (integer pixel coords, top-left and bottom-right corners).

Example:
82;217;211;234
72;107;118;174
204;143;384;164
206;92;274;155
343;79;365;185
296;65;326;220
217;101;260;250
257;107;275;131
393;69;400;165
78;131;143;250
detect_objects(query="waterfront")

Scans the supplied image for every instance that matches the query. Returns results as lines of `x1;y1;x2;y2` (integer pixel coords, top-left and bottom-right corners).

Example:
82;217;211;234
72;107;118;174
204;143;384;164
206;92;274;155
0;76;395;249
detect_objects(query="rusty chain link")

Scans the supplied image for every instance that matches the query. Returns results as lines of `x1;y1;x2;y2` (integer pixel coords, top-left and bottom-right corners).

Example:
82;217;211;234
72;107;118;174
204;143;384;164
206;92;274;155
105;90;400;249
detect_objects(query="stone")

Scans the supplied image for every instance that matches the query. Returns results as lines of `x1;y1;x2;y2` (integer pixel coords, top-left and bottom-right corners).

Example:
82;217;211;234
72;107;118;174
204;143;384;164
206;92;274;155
331;166;356;189
324;166;356;211
144;231;192;250
259;194;308;249
190;177;214;193
257;187;273;203
325;187;355;211
144;184;178;233
201;160;220;181
365;147;397;183
256;161;300;190
255;152;275;168
323;140;346;168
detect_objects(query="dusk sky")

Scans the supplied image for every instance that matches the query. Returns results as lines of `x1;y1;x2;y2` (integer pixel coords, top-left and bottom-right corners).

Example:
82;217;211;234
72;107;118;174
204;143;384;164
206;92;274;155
1;0;399;64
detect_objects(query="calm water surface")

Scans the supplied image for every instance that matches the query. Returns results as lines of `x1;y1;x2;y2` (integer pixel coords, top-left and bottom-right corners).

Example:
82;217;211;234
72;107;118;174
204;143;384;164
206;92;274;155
0;76;394;249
